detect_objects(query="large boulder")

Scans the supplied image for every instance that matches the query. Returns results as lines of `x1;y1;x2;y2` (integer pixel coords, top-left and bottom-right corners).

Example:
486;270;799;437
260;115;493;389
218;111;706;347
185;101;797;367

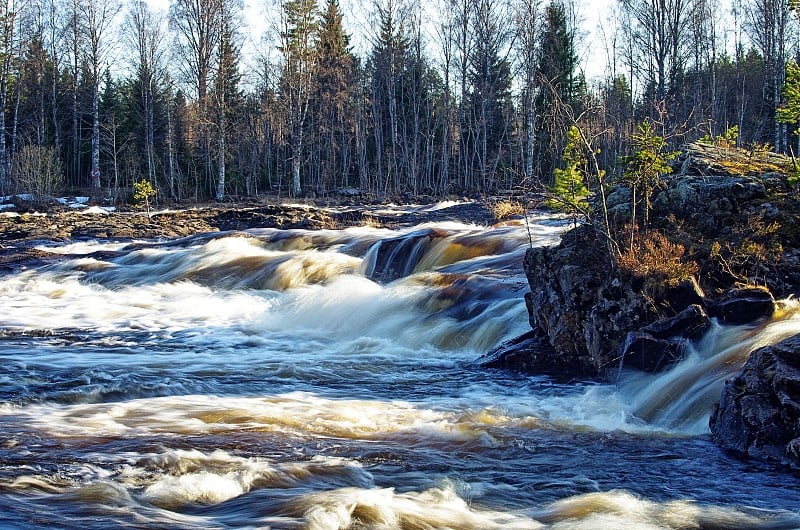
651;175;767;233
614;305;711;373
617;332;687;373
709;334;800;469
524;224;660;376
479;329;589;379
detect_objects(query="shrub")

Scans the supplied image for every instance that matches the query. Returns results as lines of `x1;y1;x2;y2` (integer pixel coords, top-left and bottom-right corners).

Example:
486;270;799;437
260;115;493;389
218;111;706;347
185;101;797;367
490;200;525;220
12;145;64;202
618;229;698;294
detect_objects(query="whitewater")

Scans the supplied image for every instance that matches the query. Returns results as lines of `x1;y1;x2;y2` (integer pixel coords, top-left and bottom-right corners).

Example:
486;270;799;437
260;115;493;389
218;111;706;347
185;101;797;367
1;210;799;529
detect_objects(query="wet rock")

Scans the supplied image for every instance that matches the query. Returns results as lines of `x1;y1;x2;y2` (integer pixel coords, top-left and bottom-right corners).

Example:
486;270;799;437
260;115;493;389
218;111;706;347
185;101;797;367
363;228;449;283
524;224;659;376
710;333;800;469
659;278;706;314
617;332;687;373
641;304;711;341
613;305;711;373
707;288;776;325
479;329;591;378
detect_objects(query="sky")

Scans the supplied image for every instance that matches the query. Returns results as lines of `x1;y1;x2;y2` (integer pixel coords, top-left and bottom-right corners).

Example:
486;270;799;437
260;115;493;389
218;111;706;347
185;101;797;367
144;0;616;84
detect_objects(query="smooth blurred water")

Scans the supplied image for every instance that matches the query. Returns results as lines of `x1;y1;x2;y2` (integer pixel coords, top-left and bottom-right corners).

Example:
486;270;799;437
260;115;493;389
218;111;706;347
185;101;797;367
1;213;799;529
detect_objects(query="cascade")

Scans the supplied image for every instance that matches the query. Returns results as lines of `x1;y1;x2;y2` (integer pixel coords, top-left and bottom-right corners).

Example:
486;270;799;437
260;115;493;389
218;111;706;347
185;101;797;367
618;301;800;433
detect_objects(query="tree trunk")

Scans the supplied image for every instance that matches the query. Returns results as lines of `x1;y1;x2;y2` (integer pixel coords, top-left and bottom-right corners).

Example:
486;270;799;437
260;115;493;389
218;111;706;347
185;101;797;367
90;84;101;188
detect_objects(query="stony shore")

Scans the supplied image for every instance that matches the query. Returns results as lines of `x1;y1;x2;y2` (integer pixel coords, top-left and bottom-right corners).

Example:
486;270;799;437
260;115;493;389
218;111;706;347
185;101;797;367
0;199;498;273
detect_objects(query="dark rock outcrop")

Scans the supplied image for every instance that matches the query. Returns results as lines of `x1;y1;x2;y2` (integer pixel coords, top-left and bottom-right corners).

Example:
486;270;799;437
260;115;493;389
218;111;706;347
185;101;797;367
710;334;800;469
707;287;777;325
616;332;687;373
641;304;711;341
523;224;661;376
612;306;711;373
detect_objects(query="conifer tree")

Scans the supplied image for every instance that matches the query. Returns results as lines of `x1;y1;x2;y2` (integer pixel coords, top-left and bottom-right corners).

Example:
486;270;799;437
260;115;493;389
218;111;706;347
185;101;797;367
211;5;242;200
535;0;579;183
466;0;514;190
279;0;318;196
547;125;589;224
620;119;677;238
312;0;356;190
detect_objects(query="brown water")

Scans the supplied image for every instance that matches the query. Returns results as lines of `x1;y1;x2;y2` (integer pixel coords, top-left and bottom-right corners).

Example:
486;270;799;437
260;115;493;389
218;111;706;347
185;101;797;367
1;212;799;529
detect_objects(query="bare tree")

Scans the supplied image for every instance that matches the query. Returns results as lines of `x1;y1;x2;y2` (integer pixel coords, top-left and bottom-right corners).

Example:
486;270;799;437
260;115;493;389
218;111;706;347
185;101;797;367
84;0;120;189
126;0;167;187
278;0;317;196
743;0;793;152
170;0;224;193
618;0;699;104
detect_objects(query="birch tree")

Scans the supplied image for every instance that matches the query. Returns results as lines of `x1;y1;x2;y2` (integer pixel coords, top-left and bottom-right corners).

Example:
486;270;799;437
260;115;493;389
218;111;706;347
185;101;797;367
126;0;166;188
84;0;120;188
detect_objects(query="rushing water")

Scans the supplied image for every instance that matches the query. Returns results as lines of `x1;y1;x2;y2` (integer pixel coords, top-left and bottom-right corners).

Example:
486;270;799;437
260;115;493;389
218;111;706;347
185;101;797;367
1;208;800;529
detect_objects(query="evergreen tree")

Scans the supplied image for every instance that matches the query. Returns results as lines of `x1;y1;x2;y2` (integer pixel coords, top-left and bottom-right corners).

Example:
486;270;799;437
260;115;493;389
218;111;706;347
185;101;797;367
279;0;319;196
466;0;514;190
547;124;589;224
211;5;242;200
368;0;410;193
620;119;677;235
311;0;356;191
535;0;579;183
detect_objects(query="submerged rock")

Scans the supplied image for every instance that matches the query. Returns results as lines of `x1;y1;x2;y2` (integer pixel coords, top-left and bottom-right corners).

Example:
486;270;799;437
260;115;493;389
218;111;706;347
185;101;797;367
710;334;800;469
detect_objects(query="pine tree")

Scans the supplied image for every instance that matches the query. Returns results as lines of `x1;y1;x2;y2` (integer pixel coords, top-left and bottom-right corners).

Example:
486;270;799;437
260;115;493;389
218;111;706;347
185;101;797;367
311;0;356;191
280;0;319;196
368;0;411;193
466;0;514;190
547;125;589;223
211;7;242;200
620;120;677;236
535;0;579;183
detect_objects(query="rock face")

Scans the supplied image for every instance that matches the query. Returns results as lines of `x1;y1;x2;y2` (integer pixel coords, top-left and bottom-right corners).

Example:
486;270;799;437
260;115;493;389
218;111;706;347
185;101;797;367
479;329;586;379
710;334;800;469
521;224;660;376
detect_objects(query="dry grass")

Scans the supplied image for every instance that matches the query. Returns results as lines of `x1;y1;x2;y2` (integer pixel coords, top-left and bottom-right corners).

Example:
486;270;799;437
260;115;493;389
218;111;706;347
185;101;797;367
490;200;525;220
618;229;698;293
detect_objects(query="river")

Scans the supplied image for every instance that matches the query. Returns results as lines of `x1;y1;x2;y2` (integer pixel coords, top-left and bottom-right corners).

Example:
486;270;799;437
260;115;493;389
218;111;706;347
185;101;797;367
1;208;799;529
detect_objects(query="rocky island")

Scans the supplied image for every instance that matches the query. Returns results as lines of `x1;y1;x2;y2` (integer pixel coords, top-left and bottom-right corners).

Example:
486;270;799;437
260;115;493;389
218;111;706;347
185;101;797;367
483;140;800;470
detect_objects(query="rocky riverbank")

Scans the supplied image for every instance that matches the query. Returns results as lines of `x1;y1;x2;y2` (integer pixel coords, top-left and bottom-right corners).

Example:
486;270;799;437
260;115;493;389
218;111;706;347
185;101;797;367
0;199;499;273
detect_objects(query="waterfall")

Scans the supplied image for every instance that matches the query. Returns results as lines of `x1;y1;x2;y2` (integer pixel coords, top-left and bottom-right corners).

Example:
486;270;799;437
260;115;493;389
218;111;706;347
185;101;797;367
618;300;800;434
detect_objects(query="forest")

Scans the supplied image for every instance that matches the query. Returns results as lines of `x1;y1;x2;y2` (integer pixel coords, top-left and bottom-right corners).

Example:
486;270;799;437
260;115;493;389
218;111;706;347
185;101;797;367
0;0;798;204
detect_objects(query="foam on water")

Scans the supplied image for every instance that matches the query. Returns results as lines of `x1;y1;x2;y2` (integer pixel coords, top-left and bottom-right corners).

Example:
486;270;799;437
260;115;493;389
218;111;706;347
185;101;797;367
3;216;800;528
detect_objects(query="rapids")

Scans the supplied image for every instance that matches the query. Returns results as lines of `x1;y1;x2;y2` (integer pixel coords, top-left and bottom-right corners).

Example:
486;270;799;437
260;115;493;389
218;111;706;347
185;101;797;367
1;210;799;529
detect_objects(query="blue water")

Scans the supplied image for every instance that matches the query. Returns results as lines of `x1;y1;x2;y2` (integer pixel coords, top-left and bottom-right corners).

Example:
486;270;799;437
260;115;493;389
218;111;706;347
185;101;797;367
1;213;799;529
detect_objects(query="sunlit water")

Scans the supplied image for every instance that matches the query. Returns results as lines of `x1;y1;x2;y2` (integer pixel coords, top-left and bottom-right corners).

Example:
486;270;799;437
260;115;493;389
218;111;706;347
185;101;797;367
1;212;800;529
